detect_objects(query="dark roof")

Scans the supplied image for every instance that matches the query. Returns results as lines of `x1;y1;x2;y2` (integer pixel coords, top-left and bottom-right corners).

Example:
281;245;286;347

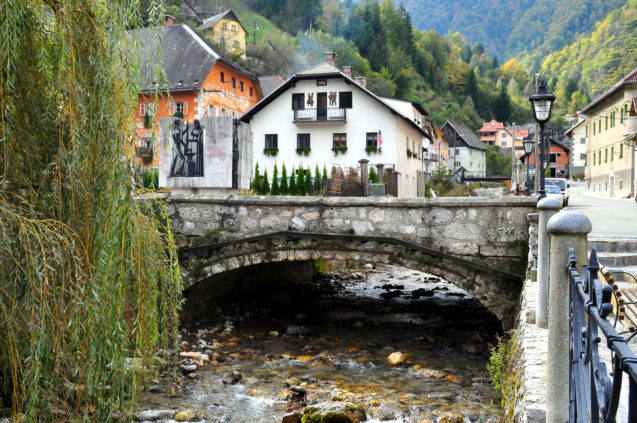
241;63;431;139
199;10;247;33
582;68;637;113
183;0;222;18
550;135;570;152
442;122;487;150
258;76;285;97
129;24;258;93
130;24;218;93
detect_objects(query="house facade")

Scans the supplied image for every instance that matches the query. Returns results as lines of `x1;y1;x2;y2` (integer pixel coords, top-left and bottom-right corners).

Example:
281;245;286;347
441;122;487;177
524;137;570;178
199;10;248;59
564;115;588;176
131;24;262;168
583;69;637;197
241;54;432;197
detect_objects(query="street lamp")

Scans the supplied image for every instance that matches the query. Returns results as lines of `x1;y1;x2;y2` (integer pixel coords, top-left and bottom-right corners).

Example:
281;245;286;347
523;138;534;195
529;79;555;199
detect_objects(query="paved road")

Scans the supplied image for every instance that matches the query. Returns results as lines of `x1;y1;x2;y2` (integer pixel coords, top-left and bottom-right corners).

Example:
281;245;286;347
567;181;637;238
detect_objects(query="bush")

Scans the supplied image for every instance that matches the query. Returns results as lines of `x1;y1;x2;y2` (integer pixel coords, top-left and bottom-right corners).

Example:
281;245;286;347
487;334;520;421
143;168;158;190
368;167;379;183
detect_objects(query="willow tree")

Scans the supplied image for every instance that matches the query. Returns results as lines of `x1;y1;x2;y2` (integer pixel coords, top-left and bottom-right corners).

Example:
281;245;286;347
0;0;182;420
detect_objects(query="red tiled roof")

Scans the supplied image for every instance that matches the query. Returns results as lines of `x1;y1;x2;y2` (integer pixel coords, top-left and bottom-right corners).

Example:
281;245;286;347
582;68;637;113
479;119;504;133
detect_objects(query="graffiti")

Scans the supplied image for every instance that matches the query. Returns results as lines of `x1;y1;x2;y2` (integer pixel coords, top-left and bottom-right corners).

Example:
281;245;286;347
306;93;314;107
329;91;337;106
170;119;204;177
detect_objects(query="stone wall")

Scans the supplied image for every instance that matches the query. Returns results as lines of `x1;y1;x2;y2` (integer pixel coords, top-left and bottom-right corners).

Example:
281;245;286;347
167;195;536;274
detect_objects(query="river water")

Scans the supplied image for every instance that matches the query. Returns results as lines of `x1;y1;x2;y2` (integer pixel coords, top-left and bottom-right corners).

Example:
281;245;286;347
137;264;504;422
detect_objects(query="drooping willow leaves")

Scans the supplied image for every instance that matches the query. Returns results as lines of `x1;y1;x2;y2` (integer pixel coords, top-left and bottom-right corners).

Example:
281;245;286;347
0;0;182;420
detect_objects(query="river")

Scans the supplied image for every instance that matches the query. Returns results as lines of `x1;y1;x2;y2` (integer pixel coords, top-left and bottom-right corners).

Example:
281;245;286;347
136;264;504;422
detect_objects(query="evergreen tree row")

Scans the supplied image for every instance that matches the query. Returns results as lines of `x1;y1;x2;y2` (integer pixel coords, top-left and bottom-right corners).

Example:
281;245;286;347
251;163;330;196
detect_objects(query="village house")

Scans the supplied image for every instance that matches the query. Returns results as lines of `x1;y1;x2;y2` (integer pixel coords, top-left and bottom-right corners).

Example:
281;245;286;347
130;23;262;168
241;53;433;197
198;10;248;59
441;122;487;177
564;114;588;176
478;119;504;146
478;118;529;157
583;68;637;197
181;0;223;24
522;136;571;179
432;125;449;172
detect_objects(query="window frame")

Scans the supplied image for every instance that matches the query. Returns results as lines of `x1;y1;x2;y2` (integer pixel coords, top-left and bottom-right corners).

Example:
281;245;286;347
366;132;378;148
231;77;236;89
339;91;353;109
265;134;278;149
220;72;225;83
297;133;311;148
240;81;244;92
292;94;305;110
332;133;347;148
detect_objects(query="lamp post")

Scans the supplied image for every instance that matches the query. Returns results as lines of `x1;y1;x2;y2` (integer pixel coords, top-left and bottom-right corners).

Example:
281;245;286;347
523;138;534;195
529;79;555;200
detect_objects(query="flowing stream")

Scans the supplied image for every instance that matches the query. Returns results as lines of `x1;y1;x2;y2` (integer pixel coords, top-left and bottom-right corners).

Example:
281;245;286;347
137;264;504;422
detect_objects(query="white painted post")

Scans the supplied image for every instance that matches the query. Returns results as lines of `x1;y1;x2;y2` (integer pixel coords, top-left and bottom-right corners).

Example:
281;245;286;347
536;197;562;328
546;211;591;423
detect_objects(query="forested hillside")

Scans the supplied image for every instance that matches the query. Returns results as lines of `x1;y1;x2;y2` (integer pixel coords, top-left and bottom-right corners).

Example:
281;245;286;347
539;0;637;102
400;0;626;69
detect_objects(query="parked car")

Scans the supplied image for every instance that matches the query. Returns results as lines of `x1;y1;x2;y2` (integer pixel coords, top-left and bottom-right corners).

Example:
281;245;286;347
533;184;563;202
546;178;570;206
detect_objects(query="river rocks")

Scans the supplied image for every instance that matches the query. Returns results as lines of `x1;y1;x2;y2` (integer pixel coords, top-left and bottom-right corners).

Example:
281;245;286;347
436;411;464;423
222;370;242;384
286;325;309;335
418;368;447;378
180;364;197;375
281;411;302;423
173;411;194;422
387;352;405;365
179;351;201;360
301;403;366;423
135;409;175;421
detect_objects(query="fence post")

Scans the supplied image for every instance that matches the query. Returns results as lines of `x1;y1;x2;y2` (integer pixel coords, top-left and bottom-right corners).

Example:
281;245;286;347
536;197;562;328
546;210;591;423
359;159;369;197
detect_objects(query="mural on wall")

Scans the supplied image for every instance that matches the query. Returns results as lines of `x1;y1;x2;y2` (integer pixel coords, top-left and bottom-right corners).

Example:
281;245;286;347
170;119;204;177
329;91;337;106
306;93;314;107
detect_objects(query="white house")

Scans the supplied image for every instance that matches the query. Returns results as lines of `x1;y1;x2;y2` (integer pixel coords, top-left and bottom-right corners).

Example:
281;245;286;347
441;121;487;177
241;53;433;197
564;114;587;176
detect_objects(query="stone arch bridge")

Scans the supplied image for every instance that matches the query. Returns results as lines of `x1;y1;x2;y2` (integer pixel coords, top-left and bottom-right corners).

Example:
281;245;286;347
168;195;537;328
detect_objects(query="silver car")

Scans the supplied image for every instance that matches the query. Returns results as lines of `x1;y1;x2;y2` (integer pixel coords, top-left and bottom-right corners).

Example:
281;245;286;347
546;178;570;206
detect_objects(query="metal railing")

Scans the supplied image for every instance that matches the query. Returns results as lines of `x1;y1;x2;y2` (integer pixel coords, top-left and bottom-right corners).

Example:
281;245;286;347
568;248;637;422
293;108;346;122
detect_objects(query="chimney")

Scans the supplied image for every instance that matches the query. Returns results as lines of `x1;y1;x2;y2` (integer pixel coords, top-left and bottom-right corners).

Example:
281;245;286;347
355;76;367;88
164;14;174;25
342;66;353;79
325;52;336;67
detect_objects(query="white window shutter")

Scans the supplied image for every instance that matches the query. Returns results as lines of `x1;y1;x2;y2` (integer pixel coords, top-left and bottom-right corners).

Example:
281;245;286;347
147;103;155;115
169;102;175;115
183;102;188;115
139;103;145;116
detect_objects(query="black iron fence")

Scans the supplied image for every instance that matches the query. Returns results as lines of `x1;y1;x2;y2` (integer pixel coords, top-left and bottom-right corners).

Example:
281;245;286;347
568;248;637;422
322;178;365;197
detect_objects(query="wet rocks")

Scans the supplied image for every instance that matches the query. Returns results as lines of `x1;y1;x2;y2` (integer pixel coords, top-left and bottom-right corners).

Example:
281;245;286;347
135;409;175;421
179;364;197;375
387;352;405;365
286;325;309;335
418;368;447;379
301;403;367;423
281;411;302;423
222;370;242;385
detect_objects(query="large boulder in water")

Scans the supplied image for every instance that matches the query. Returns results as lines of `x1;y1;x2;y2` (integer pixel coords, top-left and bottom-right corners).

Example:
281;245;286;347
300;403;366;423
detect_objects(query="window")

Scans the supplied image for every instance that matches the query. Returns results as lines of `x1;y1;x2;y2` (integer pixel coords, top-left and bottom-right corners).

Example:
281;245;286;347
621;107;625;123
550;153;557;163
139;103;145;116
339;92;352;108
231;77;236;88
501;133;507;138
317;80;327;86
611;146;614;161
249;87;253;96
593;153;596;165
233;41;239;47
593;122;596;135
209;105;215;116
231;24;236;31
598;151;601;164
501;141;507;147
169;102;188;116
222;22;227;29
605;148;608;163
240;81;244;92
580;138;585;144
297;133;310;148
620;179;623;190
580;154;586;161
620;143;624;158
605;116;608;130
366;132;378;148
221;108;226;116
220;72;225;82
221;38;226;47
292;94;304;110
333;133;347;148
585;125;588;136
265;134;278;149
146;103;155;115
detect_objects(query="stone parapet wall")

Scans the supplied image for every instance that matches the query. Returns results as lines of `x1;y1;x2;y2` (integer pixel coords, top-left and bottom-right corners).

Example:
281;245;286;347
167;195;536;274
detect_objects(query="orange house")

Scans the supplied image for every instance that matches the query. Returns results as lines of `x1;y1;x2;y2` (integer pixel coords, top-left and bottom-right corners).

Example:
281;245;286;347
131;23;263;167
523;136;571;178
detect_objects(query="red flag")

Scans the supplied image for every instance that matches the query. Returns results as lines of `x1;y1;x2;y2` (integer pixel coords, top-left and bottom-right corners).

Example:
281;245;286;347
378;129;383;153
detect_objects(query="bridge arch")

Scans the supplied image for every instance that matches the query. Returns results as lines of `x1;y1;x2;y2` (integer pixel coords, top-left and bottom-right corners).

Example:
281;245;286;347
178;232;522;328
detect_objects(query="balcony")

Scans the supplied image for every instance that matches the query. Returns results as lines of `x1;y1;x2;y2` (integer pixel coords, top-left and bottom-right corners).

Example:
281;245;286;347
294;108;346;123
424;153;439;162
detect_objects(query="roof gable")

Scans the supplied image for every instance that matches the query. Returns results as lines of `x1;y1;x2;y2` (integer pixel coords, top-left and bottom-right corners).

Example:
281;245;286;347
442;121;486;150
130;24;218;93
199;10;248;33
